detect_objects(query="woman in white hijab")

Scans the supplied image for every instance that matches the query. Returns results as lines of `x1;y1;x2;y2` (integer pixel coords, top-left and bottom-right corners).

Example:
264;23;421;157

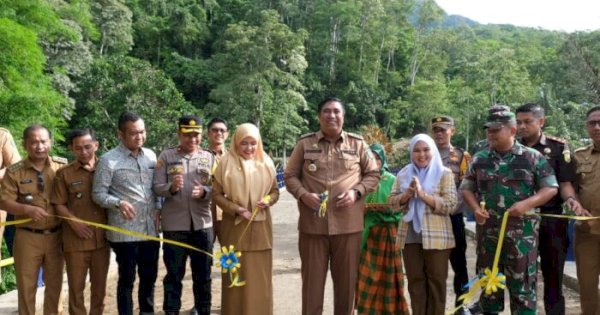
212;123;280;315
389;133;457;315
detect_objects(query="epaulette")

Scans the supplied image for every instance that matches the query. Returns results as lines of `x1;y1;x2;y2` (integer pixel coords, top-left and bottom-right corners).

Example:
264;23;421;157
299;132;315;140
347;132;364;140
7;161;24;173
546;135;567;144
52;156;68;164
575;145;592;153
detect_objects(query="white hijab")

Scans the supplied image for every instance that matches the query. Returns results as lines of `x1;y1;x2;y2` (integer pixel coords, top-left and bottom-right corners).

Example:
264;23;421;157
397;134;444;233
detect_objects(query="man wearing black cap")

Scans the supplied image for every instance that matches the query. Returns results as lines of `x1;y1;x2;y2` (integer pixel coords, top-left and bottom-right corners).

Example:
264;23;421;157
153;115;216;315
430;115;471;314
461;110;558;314
471;104;512;154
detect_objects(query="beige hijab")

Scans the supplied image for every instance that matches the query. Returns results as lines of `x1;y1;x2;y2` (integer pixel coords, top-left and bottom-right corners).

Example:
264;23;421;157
213;123;276;224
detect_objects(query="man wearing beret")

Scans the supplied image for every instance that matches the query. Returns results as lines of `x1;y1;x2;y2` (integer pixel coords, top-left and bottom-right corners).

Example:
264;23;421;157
461;110;558;314
154;115;216;315
430;115;471;314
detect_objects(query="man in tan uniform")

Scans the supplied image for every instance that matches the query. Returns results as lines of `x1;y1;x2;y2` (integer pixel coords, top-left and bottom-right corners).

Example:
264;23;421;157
51;128;109;315
0;127;21;277
206;117;228;244
0;124;66;315
574;105;600;315
284;97;380;315
154;116;216;315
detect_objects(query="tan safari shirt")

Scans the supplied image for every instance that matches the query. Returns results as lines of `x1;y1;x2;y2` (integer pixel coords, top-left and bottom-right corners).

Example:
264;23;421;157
51;157;107;252
574;144;600;235
284;130;380;235
1;156;67;229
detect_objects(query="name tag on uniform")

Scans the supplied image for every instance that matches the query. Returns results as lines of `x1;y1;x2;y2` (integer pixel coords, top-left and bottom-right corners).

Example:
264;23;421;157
305;149;322;153
20;179;33;184
70;180;84;187
341;149;356;155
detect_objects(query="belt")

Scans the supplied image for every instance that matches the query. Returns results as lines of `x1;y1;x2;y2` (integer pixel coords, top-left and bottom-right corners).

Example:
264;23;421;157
18;226;61;235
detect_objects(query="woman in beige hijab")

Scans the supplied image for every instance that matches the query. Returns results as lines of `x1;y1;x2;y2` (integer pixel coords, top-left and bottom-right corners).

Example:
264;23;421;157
212;123;280;315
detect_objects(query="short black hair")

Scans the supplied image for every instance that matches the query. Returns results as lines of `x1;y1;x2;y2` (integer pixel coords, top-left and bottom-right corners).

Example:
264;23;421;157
118;111;142;132
317;97;345;113
587;106;600;119
23;124;51;141
207;117;227;130
66;128;96;145
516;103;545;118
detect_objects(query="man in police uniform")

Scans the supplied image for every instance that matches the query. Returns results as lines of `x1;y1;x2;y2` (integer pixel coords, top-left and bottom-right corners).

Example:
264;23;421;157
205;117;228;244
0;124;67;315
516;103;585;315
284;97;380;315
154;116;216;315
461;110;558;315
573;106;600;315
430;115;471;314
51;128;109;315
0;127;21;276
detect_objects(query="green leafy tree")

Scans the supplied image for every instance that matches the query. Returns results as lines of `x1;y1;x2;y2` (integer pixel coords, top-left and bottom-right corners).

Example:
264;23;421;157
73;55;194;152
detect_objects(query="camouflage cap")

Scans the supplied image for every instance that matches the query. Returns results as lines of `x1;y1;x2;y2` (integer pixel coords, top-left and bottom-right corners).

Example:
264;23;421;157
431;115;454;129
484;110;516;129
488;104;510;114
178;115;202;134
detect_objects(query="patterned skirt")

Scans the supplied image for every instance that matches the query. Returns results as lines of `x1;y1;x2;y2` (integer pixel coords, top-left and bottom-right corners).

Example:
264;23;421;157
356;223;408;315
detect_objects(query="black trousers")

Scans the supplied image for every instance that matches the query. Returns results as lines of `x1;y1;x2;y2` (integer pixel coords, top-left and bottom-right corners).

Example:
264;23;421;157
449;213;469;305
110;241;159;315
162;229;213;314
539;217;568;315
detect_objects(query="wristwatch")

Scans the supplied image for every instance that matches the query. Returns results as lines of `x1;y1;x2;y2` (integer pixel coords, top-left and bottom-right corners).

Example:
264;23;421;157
353;189;362;200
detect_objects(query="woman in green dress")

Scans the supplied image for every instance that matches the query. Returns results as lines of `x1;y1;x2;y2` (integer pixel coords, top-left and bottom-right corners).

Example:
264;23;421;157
355;143;408;315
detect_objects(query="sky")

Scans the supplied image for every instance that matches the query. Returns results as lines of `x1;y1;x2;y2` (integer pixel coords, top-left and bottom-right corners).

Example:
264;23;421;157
435;0;600;32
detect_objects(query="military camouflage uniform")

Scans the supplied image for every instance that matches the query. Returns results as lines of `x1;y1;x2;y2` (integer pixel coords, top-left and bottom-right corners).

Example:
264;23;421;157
460;141;558;314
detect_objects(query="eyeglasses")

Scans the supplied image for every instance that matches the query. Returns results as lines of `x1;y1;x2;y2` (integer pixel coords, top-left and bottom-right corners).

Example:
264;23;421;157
210;128;228;134
587;120;600;128
37;172;44;192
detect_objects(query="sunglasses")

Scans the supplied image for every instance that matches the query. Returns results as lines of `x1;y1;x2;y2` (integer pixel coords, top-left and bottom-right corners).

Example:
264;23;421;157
210;128;228;134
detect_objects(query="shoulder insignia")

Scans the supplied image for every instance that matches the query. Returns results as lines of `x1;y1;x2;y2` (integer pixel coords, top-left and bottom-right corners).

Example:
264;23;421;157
299;132;315;140
7;161;24;173
52;156;68;164
546;135;567;144
347;132;364;140
156;159;164;169
575;145;592;153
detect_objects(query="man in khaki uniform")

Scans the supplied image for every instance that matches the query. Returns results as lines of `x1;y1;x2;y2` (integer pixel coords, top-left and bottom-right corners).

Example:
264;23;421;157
0;127;21;277
51;128;109;315
206;117;228;244
0;124;66;315
573;105;600;315
154;116;216;315
284;97;380;315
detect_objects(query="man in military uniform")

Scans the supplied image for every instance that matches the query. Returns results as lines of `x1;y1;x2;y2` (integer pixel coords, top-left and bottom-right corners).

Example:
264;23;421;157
430;115;471;314
0;127;21;276
154;116;216;315
471;104;511;154
51;128;109;315
516;103;586;315
284;97;380;315
573;106;600;315
205;117;228;244
0;124;67;315
461;110;558;315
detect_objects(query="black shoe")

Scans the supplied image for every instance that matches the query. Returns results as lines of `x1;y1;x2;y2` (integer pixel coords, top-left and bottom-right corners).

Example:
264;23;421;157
468;303;483;315
165;312;179;315
189;308;199;315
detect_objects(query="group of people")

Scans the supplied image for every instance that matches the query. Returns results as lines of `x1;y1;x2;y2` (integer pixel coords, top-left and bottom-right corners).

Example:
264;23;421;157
1;97;600;315
0;112;281;315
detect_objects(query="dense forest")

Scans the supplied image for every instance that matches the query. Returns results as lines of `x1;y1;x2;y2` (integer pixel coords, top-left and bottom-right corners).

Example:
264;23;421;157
2;0;600;161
